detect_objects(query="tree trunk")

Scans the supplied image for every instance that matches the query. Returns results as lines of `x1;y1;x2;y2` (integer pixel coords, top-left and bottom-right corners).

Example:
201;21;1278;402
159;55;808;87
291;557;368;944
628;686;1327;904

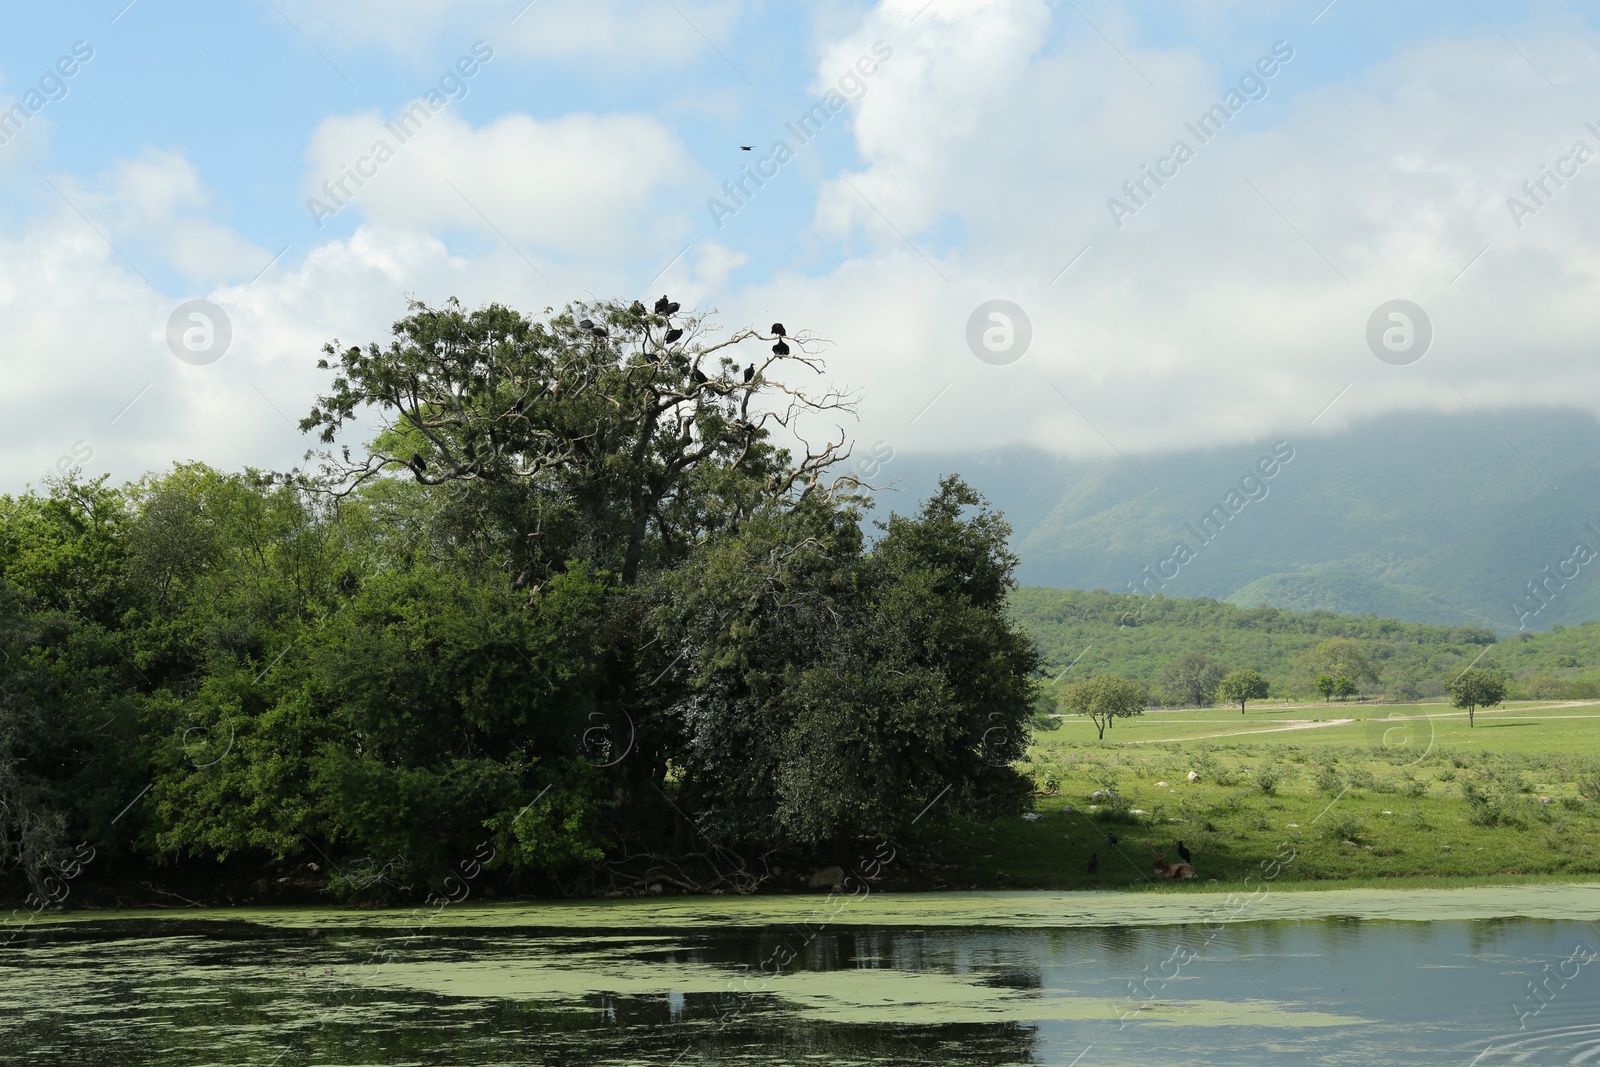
1469;705;1475;728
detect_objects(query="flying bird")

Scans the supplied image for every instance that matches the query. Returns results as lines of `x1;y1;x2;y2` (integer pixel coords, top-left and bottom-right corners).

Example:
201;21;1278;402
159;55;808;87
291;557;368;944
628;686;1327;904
664;328;684;344
740;145;754;151
772;340;789;356
743;364;755;383
1177;841;1192;864
1086;853;1099;874
770;323;786;336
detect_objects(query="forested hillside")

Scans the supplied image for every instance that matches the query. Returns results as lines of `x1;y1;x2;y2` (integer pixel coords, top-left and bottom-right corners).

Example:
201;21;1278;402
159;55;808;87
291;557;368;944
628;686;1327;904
1012;587;1600;703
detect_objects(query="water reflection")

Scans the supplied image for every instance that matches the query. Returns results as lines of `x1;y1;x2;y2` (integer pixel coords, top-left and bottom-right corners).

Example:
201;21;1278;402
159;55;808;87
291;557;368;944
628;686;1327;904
1;912;1596;1065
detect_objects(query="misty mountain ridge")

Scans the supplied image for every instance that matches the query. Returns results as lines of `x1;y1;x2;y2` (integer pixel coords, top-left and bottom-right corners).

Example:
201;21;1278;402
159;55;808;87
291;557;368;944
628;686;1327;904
872;407;1600;633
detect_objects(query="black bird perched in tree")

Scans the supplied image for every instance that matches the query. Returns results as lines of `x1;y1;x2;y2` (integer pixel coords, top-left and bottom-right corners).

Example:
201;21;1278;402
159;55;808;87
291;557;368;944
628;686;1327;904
1177;841;1192;864
770;322;786;336
664;327;684;343
654;295;671;314
1087;853;1099;874
1106;832;1119;846
579;318;593;330
691;368;709;384
772;340;789;356
409;454;426;475
743;363;755;383
630;300;646;314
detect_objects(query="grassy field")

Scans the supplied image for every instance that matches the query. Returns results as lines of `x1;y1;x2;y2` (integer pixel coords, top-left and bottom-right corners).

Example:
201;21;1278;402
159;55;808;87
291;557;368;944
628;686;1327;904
920;700;1600;892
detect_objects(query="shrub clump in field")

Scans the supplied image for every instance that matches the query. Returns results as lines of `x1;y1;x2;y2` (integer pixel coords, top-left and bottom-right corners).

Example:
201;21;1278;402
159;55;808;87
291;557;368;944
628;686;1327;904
1255;764;1282;795
1322;812;1367;844
1577;772;1600;803
1460;781;1519;828
1315;765;1344;795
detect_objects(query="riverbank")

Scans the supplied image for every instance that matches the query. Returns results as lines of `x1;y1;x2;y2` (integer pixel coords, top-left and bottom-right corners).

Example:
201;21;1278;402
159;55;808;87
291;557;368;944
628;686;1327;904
16;880;1600;932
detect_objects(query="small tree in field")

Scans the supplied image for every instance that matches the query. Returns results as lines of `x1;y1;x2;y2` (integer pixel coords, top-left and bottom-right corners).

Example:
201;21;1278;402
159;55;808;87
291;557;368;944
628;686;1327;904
1061;676;1148;740
1333;676;1357;702
1217;669;1270;715
1448;668;1507;728
1315;674;1335;703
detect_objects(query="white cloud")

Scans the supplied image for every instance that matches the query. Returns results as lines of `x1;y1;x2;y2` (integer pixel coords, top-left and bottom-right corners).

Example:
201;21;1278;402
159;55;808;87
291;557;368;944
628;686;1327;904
10;0;1600;497
303;107;704;263
726;3;1600;463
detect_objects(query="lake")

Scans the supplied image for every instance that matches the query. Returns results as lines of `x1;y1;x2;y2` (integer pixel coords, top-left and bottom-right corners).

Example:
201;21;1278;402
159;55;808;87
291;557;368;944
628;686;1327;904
5;886;1599;1065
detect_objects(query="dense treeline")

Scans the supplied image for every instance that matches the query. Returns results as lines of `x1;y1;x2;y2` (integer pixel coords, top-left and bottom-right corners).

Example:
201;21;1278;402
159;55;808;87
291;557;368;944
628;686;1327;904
0;298;1038;902
1014;587;1597;703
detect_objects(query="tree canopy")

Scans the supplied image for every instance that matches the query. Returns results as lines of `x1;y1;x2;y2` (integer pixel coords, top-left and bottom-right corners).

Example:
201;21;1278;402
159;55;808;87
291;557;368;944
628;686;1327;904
1448;668;1507;727
1060;676;1147;740
1216;668;1270;714
0;296;1042;900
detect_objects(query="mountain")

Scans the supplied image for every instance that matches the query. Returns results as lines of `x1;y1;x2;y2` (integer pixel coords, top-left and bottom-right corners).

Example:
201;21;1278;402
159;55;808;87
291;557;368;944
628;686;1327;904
871;407;1600;633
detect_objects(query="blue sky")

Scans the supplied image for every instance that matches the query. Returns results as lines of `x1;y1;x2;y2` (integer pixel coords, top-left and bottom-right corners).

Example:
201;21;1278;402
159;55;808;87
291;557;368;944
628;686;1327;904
4;0;1600;492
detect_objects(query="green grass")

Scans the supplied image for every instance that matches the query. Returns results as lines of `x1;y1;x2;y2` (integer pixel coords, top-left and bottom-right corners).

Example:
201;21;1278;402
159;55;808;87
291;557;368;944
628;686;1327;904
923;700;1600;892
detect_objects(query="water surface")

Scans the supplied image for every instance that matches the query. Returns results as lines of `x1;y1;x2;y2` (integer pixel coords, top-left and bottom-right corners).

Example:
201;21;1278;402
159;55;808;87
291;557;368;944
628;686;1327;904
5;887;1599;1065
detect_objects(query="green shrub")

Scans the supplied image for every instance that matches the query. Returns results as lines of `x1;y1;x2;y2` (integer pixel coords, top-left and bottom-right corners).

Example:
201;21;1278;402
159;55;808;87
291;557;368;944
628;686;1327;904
1255;764;1282;795
1402;778;1428;798
1322;812;1367;843
1578;772;1600;802
1315;765;1344;795
1460;781;1516;828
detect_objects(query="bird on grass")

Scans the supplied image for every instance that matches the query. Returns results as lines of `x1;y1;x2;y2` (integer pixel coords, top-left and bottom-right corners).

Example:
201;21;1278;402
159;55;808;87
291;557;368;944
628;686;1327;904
1177;841;1192;864
1087;853;1099;874
1106;832;1119;846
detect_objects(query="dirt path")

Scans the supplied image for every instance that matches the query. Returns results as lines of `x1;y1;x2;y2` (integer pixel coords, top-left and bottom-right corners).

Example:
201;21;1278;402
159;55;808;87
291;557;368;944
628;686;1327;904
1122;717;1357;744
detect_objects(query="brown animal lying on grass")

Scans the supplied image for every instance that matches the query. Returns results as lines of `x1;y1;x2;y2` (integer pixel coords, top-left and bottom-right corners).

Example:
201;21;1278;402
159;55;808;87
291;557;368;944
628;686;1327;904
1152;849;1196;880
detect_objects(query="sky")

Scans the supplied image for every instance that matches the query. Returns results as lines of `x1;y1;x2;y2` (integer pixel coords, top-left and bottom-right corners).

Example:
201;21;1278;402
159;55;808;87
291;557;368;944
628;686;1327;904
3;0;1599;493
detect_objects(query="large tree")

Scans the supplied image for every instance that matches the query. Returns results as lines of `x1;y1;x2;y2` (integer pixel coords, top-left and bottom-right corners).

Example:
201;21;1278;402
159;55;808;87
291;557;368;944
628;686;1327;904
1293;638;1380;698
1158;651;1226;707
1447;667;1506;728
1061;676;1147;740
654;477;1040;851
1216;668;1270;714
